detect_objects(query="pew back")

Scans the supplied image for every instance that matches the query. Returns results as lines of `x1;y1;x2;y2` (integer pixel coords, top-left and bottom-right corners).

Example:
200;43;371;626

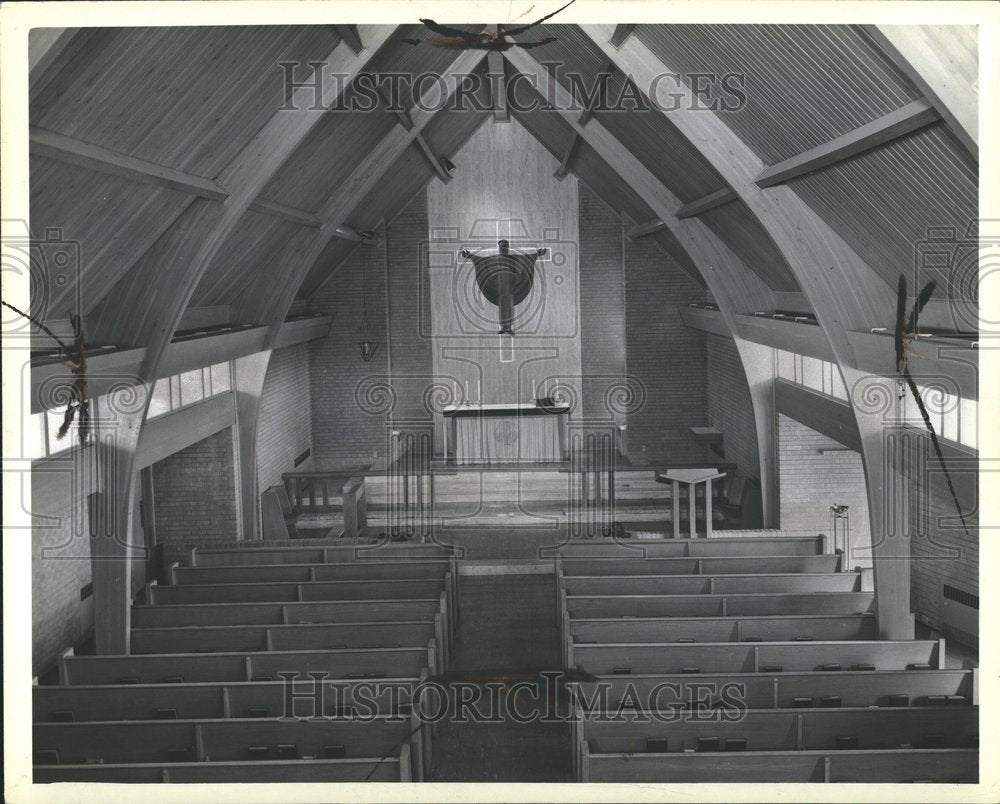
570;614;877;644
563;573;860;596
569;640;943;674
565;591;874;618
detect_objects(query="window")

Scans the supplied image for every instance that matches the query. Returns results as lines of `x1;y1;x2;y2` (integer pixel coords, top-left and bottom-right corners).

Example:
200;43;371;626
146;361;234;420
775;349;848;402
901;381;976;451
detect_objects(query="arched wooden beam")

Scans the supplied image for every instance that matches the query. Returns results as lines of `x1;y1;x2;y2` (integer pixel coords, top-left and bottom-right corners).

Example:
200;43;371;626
83;27;395;654
220;49;487;538
505;46;780;525
582;24;913;638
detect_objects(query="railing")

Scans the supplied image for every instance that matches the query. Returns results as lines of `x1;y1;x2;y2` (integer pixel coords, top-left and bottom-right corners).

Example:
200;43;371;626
386;429;434;538
569;428;617;538
282;471;349;515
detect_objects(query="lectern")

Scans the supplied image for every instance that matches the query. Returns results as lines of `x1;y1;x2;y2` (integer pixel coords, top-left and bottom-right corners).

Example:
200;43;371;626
656;468;726;538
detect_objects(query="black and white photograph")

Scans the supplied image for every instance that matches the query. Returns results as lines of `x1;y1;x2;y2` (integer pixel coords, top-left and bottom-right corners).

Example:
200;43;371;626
2;0;997;800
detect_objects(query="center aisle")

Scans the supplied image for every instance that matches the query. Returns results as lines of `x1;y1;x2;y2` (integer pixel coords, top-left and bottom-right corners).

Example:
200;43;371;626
427;573;572;782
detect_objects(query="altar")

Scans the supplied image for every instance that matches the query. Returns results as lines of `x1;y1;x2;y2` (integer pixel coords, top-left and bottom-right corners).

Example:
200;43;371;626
443;403;569;464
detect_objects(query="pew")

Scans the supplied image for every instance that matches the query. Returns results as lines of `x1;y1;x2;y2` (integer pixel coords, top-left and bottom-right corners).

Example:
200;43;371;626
33;716;422;779
559;554;842;576
132;619;439;655
59;644;436;685
551;534;826;558
569;613;877;645
562;573;860;596
564;591;874;619
131;597;445;628
171;559;453;585
190;543;454;567
581;743;978;783
35;746;412;782
564;669;976;712
34;676;429;722
148;577;451;605
569;639;944;675
575;706;977;759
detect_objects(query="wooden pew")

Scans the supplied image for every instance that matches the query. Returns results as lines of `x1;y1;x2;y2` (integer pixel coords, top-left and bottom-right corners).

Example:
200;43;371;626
132;619;439;655
560;554;842;576
581;743;978;783
59;644;436;685
33;716;422;779
131;597;444;628
149;577;449;605
569;613;877;644
565;669;976;711
562;573;861;596
36;745;412;782
171;559;453;585
552;534;826;558
190;543;454;567
34;676;428;722
565;591;874;619
575;706;977;756
569;639;944;675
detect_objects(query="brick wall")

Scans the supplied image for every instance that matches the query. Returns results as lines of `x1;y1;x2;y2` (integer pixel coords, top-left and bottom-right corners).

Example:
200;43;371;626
706;334;760;479
622;216;707;464
308;233;390;469
777;413;871;566
385;192;434;423
152;427;238;542
31;453;95;676
578;184;627;425
256;344;313;493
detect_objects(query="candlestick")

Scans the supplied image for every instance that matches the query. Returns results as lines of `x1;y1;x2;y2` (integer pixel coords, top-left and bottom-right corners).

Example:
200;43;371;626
477;379;481;402
532;379;536;399
453;381;458;402
464;380;469;403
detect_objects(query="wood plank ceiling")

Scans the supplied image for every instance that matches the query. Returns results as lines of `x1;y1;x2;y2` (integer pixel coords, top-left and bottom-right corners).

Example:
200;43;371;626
27;23;978;336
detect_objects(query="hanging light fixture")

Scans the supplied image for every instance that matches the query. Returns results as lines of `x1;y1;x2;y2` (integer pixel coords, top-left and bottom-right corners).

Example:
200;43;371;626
356;263;380;362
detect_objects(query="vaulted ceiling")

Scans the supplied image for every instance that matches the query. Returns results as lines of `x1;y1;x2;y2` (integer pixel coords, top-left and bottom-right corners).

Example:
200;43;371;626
28;22;978;357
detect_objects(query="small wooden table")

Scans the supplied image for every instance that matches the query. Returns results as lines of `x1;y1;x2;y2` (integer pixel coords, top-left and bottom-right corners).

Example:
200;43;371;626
656;468;727;538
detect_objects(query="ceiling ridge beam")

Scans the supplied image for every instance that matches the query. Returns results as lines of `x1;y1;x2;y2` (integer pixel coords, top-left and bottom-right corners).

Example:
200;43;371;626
755;98;941;188
676;187;738;219
861;24;978;159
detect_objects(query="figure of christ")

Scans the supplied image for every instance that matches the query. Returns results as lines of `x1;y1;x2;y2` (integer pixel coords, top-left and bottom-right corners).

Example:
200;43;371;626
459;240;548;335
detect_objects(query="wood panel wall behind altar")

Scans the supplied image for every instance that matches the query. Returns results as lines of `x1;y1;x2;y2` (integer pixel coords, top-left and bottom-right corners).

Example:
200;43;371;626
426;119;582;455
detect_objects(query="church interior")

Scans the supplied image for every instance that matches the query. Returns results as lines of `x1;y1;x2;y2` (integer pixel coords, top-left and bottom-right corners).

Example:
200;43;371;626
8;9;990;793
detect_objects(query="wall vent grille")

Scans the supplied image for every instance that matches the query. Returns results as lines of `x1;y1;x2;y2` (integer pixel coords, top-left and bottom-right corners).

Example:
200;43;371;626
943;584;978;610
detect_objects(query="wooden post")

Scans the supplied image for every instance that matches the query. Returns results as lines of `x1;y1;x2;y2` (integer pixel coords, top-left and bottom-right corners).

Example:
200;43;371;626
342;477;367;539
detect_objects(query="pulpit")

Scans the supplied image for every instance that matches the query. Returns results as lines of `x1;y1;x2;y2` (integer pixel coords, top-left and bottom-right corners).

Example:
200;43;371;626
444;404;569;464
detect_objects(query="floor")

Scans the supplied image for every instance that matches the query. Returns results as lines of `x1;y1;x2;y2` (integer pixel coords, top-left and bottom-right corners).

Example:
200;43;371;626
426;574;573;782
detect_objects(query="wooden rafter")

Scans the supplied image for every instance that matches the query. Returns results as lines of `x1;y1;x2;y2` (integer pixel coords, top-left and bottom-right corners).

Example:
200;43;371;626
675;187;738;219
82;26;395;655
415;133;452;183
626;218;667;240
487;30;509;123
609;24;636;49
332;25;364;55
581;24;913;639
505;45;780;530
554;59;612;180
755;99;941;188
862;24;978;159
